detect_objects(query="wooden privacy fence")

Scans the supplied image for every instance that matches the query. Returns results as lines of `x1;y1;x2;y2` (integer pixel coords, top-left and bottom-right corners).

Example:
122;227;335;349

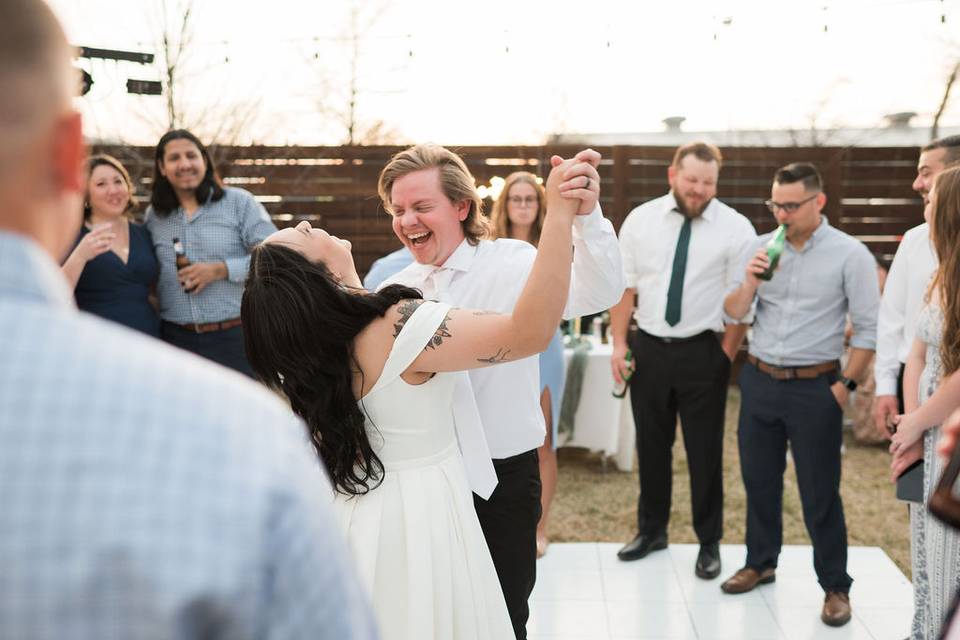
95;144;924;276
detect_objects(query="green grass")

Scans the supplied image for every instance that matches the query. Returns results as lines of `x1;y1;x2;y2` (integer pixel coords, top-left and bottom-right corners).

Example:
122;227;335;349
548;387;912;577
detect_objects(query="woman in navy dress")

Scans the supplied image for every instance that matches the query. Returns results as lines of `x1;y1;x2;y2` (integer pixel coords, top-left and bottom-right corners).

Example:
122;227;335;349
62;154;160;337
490;171;566;558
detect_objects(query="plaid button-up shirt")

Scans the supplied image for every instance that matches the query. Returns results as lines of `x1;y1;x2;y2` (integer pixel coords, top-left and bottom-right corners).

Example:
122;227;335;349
145;187;277;324
0;232;377;640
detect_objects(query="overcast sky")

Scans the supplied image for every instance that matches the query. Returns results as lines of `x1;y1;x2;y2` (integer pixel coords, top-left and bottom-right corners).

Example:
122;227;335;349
50;0;960;145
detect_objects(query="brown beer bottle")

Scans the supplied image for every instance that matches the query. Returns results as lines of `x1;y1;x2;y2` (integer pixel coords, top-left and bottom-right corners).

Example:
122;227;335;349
172;237;196;292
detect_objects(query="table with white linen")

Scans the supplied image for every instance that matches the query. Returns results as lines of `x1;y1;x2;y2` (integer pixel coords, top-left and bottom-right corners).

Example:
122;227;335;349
559;336;636;472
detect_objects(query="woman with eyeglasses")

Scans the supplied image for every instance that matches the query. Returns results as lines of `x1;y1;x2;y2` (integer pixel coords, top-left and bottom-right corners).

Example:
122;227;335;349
490;171;565;558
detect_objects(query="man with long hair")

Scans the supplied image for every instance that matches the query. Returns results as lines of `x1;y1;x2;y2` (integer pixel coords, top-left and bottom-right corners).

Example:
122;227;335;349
376;144;623;639
0;2;376;637
145;129;277;377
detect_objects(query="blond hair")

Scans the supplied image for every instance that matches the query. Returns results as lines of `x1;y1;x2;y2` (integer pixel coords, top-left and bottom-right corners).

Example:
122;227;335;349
84;154;137;220
377;144;488;245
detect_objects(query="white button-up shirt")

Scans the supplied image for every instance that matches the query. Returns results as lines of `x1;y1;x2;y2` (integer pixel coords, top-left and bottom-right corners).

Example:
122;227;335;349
619;193;757;338
381;207;624;458
874;222;938;396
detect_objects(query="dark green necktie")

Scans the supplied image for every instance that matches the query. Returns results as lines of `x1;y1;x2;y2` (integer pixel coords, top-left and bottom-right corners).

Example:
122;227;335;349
664;216;692;327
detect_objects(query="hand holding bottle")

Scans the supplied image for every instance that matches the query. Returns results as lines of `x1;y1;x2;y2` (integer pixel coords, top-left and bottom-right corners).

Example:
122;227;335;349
757;224;788;281
611;347;634;398
611;343;634;383
744;247;771;288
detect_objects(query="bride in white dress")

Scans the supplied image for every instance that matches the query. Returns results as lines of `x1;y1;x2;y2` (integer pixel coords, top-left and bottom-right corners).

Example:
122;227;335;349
239;157;582;639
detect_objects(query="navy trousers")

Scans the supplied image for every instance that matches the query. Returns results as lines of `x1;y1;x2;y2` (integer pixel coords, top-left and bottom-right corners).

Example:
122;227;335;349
161;322;254;379
737;361;853;593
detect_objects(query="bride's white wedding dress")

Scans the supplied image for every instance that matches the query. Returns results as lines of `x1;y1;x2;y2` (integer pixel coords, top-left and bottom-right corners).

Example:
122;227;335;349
334;300;513;640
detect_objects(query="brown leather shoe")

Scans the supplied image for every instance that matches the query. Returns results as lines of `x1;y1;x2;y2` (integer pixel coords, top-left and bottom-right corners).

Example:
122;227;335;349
720;567;776;594
821;591;851;627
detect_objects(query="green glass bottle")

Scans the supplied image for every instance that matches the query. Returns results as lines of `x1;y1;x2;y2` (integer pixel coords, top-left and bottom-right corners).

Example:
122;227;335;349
612;348;634;398
757;224;787;281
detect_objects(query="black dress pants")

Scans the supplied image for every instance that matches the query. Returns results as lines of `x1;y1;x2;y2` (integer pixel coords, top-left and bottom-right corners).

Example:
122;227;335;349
737;361;853;592
473;449;541;640
629;330;730;543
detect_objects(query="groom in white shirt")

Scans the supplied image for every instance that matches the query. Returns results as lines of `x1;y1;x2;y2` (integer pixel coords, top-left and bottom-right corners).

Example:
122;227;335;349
377;144;624;639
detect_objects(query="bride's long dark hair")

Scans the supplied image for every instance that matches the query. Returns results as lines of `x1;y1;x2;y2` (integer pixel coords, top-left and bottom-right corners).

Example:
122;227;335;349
241;242;422;495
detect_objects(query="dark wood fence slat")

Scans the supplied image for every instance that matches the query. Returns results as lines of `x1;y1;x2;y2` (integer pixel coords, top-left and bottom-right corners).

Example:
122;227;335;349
93;144;924;274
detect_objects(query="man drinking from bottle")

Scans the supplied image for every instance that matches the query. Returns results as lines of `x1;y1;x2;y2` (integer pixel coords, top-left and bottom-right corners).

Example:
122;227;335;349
722;162;880;627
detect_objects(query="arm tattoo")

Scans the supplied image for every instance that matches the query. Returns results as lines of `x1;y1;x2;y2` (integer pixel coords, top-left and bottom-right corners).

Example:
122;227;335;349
477;347;511;364
393;299;425;338
394;302;453;352
425;313;452;351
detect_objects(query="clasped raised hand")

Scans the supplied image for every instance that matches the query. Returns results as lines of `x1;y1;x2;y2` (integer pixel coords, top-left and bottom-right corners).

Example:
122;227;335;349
552;148;602;215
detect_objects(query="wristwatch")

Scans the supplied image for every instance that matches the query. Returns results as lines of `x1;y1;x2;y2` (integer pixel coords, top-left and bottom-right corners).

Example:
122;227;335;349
839;376;858;392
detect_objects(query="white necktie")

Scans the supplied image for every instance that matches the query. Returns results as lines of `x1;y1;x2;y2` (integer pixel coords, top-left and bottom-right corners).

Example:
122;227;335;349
452;374;498;500
417;267;497;499
421;267;455;302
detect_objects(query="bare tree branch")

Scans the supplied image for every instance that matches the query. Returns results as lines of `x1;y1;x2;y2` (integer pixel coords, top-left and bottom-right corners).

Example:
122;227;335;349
311;0;403;145
932;59;959;140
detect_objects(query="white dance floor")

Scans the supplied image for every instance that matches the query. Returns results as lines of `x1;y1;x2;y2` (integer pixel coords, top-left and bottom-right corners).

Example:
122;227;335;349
530;543;913;640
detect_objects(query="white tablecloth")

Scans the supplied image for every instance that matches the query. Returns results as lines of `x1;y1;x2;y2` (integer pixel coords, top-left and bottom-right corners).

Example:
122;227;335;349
560;336;636;471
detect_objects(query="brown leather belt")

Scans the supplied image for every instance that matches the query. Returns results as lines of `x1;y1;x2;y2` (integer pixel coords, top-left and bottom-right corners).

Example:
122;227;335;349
747;355;839;381
171;317;242;334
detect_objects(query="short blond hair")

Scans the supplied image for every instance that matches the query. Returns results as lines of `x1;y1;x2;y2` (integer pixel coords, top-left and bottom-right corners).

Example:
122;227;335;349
377;144;489;245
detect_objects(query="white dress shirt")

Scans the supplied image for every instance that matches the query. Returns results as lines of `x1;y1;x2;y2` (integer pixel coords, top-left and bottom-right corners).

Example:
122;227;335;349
874;222;938;396
619;193;757;338
381;207;624;458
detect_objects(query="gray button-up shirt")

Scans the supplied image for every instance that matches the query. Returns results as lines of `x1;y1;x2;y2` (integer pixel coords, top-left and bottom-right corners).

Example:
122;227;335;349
145;186;277;324
0;232;378;640
734;217;880;366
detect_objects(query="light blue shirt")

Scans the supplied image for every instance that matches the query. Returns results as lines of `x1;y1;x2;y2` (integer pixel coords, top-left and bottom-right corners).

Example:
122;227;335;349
145;187;277;324
363;247;413;291
0;232;378;640
734;216;880;366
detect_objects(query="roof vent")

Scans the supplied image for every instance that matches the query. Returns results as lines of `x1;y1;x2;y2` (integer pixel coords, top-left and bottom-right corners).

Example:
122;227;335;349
662;116;686;133
884;111;917;128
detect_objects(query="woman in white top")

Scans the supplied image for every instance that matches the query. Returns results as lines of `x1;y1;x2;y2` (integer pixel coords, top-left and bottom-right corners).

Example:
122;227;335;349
240;158;583;640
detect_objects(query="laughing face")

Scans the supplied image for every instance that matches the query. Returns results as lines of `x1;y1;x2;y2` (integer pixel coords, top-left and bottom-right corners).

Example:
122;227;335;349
388;167;469;267
158;138;207;194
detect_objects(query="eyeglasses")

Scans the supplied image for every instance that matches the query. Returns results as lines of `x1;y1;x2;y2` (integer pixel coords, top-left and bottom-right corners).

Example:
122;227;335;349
507;196;538;207
764;193;819;213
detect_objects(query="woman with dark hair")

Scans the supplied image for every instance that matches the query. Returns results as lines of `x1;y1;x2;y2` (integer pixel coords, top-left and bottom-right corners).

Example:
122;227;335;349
145;129;276;376
241;160;581;639
490;171;564;558
62;154;160;336
891;165;960;639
